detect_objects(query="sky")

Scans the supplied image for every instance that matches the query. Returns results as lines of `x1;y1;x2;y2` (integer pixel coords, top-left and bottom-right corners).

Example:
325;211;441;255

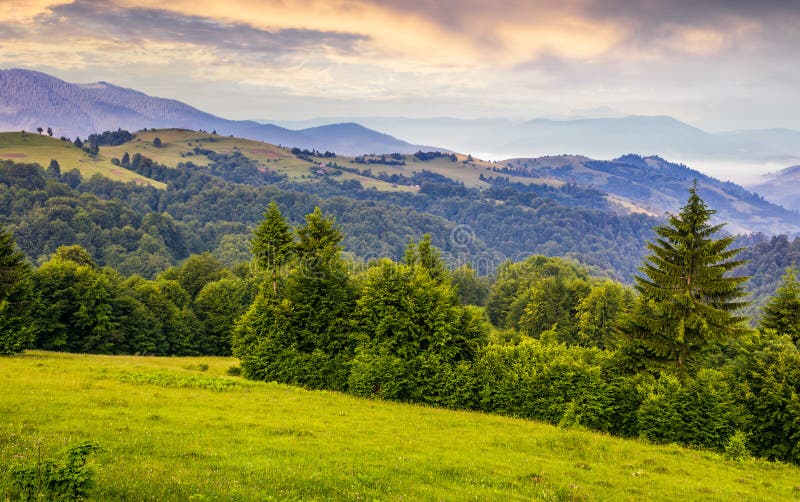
1;0;799;130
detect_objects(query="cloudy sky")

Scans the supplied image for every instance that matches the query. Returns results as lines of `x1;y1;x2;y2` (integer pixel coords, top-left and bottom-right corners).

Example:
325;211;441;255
1;0;798;130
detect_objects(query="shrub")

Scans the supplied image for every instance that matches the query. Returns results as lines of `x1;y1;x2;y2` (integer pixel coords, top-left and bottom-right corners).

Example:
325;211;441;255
10;441;101;501
724;431;751;462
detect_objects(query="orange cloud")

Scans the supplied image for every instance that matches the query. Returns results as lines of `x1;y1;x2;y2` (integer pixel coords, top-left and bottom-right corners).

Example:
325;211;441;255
0;0;69;22
117;0;628;66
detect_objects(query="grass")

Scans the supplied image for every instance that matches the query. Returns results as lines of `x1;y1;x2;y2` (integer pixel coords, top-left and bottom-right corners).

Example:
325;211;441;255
101;129;414;191
0;132;165;189
1;352;799;500
100;129;566;194
1;128;573;196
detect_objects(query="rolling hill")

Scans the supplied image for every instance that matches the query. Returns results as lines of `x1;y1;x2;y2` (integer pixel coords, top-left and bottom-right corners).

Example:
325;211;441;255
0;69;429;155
497;154;800;235
0;132;164;188
4;124;796;237
2;351;798;500
108;130;800;235
275;115;800;182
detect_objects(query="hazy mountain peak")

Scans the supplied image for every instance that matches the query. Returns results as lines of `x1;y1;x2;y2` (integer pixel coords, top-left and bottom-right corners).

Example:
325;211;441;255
0;69;430;155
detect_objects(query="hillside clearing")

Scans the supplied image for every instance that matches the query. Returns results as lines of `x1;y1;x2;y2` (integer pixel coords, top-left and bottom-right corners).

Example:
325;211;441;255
0;132;165;189
1;351;798;500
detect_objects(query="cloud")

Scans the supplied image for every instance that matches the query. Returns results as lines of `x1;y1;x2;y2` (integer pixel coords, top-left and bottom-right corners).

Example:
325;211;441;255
0;0;798;129
36;0;367;61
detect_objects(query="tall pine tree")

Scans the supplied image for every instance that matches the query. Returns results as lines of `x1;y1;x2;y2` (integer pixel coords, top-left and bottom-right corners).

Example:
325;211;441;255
627;182;749;374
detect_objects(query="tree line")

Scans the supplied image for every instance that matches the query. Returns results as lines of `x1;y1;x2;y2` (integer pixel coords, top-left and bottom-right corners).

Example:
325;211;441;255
3;186;800;464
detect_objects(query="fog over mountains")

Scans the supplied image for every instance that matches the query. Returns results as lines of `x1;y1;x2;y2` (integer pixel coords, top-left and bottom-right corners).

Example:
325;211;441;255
749;165;800;211
0;69;427;155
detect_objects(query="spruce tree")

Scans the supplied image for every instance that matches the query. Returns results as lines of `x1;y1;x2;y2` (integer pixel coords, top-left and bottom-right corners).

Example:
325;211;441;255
628;182;749;374
235;207;355;390
760;267;800;344
404;234;448;283
295;206;342;260
47;159;61;178
251;201;293;292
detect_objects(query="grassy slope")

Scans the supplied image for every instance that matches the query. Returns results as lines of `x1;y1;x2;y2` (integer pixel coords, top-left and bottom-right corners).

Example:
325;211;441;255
102;129;563;193
0;132;165;189
1;352;798;501
102;129;418;192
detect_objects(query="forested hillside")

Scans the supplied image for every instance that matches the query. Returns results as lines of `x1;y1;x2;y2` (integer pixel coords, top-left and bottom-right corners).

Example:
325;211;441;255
0;140;658;281
501;154;800;235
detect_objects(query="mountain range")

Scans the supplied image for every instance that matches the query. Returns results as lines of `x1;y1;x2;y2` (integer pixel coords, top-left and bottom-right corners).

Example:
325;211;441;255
493;154;800;236
0;69;428;155
749;165;800;211
1;68;797;223
274;116;800;183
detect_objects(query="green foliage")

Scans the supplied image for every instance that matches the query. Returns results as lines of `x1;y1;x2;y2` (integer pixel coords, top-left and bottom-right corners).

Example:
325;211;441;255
627;183;749;374
33;256;119;353
0;225;34;354
575;281;635;349
724;431;751;462
470;339;614;430
729;329;800;463
403;233;448;283
760;267;800;344
635;370;743;450
251;201;293;273
450;264;489;306
486;255;591;336
234;207;356;391
349;258;489;403
10;441;100;501
175;252;225;298
194;276;256;356
52;244;96;267
519;275;591;343
295;206;343;260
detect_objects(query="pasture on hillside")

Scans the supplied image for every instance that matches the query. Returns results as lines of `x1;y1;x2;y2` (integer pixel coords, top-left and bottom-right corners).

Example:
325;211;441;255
1;351;798;500
0;132;165;188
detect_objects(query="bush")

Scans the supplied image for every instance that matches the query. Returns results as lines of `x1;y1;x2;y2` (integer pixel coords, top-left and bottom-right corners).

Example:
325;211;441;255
724;431;751;462
10;441;101;501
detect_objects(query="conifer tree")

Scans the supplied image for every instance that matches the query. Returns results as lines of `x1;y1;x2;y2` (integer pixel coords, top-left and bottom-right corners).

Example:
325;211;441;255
235;207;355;390
251;201;293;292
404;234;447;283
627;182;749;374
47;159;61;178
760;267;800;344
295;206;342;260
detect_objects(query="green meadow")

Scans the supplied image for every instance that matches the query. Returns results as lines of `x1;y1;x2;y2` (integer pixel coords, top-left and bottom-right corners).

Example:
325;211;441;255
1;351;798;500
99;128;566;193
0;132;165;189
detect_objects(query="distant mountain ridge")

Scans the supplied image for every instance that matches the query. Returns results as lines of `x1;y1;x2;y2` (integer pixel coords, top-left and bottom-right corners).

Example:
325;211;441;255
495;153;800;236
0;69;430;155
274;115;800;181
748;165;800;211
